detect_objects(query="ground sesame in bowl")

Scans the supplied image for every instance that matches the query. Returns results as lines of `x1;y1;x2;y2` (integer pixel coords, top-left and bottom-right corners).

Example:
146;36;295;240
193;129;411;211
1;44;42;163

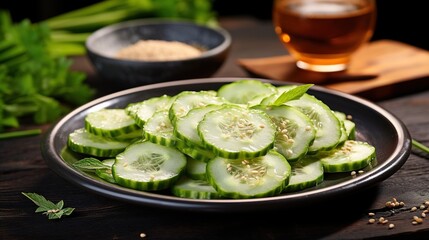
85;19;231;89
116;40;204;61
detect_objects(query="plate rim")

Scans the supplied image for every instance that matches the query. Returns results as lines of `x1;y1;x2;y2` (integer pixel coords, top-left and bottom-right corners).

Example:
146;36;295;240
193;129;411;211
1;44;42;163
41;77;412;212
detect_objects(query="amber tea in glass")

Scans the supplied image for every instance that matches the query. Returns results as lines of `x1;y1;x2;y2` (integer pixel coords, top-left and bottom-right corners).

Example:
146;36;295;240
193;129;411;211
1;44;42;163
273;0;376;72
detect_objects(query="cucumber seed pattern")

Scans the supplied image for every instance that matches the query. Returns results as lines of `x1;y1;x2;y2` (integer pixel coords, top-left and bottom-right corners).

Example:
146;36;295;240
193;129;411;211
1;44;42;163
300;107;323;129
226;158;268;186
130;153;165;172
219;112;261;141
273;117;298;148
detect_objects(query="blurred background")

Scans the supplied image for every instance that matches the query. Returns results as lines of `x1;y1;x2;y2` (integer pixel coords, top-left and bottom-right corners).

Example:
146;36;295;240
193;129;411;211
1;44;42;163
1;0;428;50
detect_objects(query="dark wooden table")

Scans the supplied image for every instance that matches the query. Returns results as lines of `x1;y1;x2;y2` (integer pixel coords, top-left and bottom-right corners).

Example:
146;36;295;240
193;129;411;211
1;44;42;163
1;17;429;240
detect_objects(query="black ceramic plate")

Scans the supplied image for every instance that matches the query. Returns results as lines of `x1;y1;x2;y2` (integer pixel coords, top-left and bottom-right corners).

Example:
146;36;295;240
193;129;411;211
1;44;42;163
41;78;412;212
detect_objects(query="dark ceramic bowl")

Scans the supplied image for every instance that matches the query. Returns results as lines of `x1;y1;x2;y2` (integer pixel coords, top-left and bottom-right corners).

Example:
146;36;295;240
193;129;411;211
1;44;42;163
85;19;231;89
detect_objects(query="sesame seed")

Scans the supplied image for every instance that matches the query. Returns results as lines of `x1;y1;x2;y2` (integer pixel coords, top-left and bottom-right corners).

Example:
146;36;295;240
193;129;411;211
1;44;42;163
368;212;375;216
378;217;385;223
413;216;424;223
388;223;395;229
358;170;364;174
412;221;418;225
351;171;356;176
420;204;426;210
368;218;376;224
140;233;146;238
422;212;426;218
411;207;417;211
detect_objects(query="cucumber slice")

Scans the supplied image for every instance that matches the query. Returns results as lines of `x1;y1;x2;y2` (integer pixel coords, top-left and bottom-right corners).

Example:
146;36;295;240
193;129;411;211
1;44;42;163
185;157;207;180
67;128;130;157
286;94;342;153
217;79;277;104
334;111;356;140
175;140;216;162
143;110;176;147
174;104;223;149
111;129;143;142
206;150;291;199
95;159;116;183
319;140;376;173
344;119;356;140
283;156;324;192
125;94;173;127
257;105;316;162
85;108;140;138
171;176;222;199
198;105;276;159
112;140;187;191
168;90;224;124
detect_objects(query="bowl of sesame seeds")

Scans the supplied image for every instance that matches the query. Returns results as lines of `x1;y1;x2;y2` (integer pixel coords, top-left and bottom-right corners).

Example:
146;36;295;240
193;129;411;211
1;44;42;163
85;18;231;89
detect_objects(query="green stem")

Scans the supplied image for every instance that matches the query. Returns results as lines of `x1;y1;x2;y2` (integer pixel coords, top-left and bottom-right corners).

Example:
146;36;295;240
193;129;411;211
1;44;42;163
412;139;429;154
45;8;142;31
0;129;42;140
43;0;121;22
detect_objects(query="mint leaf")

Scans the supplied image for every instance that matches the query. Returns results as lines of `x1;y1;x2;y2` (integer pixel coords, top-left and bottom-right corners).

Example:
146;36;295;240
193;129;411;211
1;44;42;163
73;157;110;171
273;84;314;106
22;192;57;211
22;192;74;220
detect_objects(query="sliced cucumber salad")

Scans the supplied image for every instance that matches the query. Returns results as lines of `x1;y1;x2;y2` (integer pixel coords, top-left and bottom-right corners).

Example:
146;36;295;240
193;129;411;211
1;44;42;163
66;79;377;199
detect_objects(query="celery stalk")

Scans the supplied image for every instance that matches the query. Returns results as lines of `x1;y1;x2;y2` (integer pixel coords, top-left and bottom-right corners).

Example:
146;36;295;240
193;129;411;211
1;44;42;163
50;31;90;43
44;0;123;21
46;9;142;31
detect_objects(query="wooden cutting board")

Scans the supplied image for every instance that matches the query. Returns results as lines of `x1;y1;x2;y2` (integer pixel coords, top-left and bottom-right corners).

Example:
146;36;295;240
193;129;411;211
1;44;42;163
238;40;429;100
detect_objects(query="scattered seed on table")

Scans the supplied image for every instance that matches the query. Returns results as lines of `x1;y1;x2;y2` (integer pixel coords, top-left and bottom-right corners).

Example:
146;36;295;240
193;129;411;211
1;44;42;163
389;223;395;229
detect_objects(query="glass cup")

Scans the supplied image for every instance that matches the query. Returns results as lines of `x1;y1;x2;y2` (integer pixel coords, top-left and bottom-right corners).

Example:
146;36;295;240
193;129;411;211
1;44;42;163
273;0;377;72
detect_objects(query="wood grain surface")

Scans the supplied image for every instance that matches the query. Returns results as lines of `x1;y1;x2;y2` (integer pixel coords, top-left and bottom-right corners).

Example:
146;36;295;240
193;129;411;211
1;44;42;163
239;40;429;101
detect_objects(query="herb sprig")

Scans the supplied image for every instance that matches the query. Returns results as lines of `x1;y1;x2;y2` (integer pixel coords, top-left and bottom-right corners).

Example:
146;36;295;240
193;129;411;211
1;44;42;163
72;157;110;171
22;192;75;220
0;10;95;133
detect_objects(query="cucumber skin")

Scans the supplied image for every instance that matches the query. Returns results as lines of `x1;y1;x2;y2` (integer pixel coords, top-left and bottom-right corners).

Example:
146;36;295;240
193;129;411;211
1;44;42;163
67;129;129;158
171;177;222;199
112;141;187;191
175;140;216;162
85;109;140;138
320;141;376;173
283;169;324;193
114;176;181;191
68;138;125;158
206;150;291;199
283;174;323;193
